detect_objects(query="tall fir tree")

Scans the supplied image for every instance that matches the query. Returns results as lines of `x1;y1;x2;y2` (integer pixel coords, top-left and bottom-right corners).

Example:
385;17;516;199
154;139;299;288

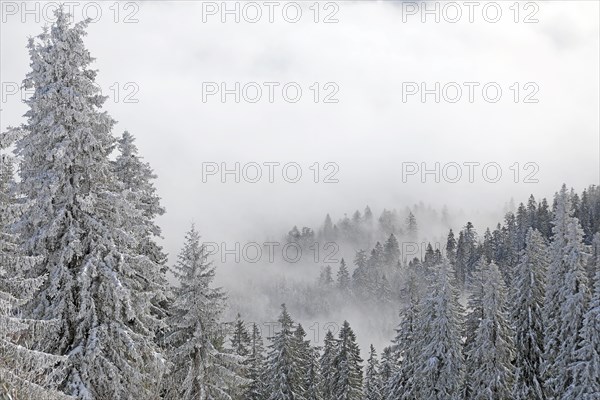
331;321;363;400
231;314;252;358
413;261;464;400
364;345;382;400
112;131;169;325
512;229;548;400
446;229;457;266
386;264;420;400
563;270;600;399
265;304;303;400
12;10;165;398
337;258;351;293
0;150;72;399
245;323;266;400
543;185;590;399
465;262;515;399
320;330;337;400
164;225;242;399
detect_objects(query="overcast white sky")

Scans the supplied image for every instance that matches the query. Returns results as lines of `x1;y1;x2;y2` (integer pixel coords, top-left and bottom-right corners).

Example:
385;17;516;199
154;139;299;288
1;1;599;260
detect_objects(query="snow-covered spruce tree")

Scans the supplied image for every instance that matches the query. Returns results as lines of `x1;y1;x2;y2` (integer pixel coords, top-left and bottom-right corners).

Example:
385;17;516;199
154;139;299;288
562;269;600;399
364;344;382;400
265;304;303;400
386;264;420;400
0;148;72;399
11;9;165;398
331;320;363;400
465;262;515;399
245;323;266;400
320;330;337;399
543;185;590;399
304;346;323;400
378;346;395;398
293;323;312;397
463;256;488;391
229;314;253;400
231;314;252;358
337;258;351;294
164;225;243;399
413;261;464;400
112;131;170;325
512;228;548;400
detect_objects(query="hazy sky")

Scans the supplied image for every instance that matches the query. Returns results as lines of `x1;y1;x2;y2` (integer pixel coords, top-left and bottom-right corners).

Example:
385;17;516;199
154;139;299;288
2;1;599;260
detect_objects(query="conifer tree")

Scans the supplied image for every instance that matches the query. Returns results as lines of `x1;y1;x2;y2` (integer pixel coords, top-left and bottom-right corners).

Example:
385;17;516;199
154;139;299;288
543;185;590;399
364;345;383;400
386;265;420;400
245;323;266;400
465;262;515;399
446;229;457;266
563;270;600;399
12;10;166;398
265;305;303;400
337;259;351;293
331;321;363;400
320;330;337;400
383;234;400;268
112;131;169;324
231;314;252;358
512;229;547;400
164;225;242;399
413;261;464;400
0;151;72;399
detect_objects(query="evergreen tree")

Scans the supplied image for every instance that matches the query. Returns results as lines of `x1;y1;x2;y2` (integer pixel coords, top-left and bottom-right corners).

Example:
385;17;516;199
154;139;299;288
0;150;72;399
337;259;351;293
231;314;252;358
406;212;418;240
446;229;457;266
456;223;478;288
537;198;553;240
320;330;337;399
383;234;400;268
413;261;464;400
13;10;166;398
331;321;363;400
165;226;242;399
464;257;488;380
386;265;420;399
543;185;591;399
293;323;311;397
465;262;515;399
378;347;395;398
563;270;600;399
512;229;547;400
265;304;303;400
364;345;382;400
304;346;323;400
112;131;169;324
245;323;266;400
